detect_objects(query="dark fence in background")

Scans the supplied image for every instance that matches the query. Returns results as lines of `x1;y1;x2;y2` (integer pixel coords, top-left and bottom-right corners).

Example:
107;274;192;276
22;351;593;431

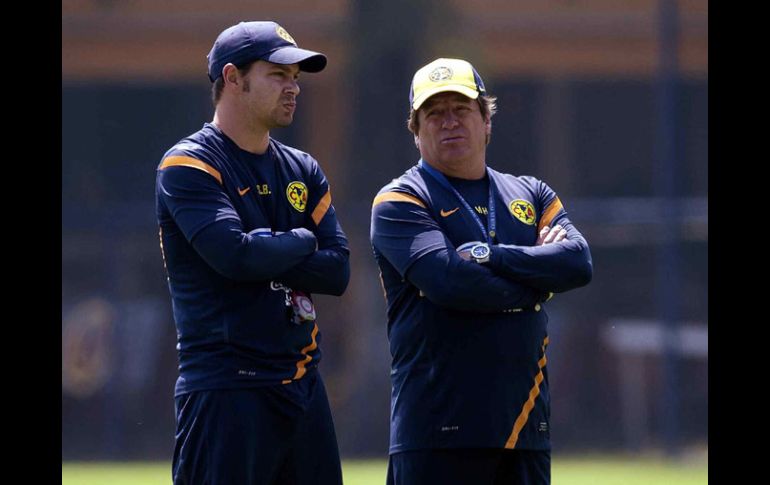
62;75;707;460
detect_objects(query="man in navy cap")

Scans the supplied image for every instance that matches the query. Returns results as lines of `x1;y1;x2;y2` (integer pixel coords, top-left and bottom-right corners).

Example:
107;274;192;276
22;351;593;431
155;21;349;485
370;58;593;484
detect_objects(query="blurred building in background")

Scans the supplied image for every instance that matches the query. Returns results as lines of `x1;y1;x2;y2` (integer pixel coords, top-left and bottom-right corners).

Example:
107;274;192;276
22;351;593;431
62;0;707;460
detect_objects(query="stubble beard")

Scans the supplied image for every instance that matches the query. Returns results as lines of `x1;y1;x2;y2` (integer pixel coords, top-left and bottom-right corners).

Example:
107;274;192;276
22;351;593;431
272;108;294;128
273;96;296;128
241;79;294;128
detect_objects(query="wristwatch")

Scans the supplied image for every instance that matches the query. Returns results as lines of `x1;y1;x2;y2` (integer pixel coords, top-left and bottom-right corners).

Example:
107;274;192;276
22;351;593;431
470;243;491;264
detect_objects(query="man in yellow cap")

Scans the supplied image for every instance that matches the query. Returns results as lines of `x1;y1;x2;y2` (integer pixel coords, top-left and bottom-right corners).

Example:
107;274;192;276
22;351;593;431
370;58;593;484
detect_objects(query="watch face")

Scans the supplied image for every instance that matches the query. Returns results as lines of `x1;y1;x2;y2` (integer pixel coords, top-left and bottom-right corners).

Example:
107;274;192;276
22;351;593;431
471;244;490;258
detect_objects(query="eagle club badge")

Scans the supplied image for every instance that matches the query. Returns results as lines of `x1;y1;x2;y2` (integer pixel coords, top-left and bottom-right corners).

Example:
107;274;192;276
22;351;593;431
509;199;537;225
275;25;296;45
286;181;308;212
429;66;453;82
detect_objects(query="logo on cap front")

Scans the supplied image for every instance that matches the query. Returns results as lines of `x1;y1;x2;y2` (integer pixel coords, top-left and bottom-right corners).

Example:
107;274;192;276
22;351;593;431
429;66;453;82
275;25;296;45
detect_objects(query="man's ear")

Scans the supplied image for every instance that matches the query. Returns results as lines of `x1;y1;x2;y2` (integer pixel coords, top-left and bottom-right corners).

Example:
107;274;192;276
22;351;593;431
223;63;239;86
414;134;420;149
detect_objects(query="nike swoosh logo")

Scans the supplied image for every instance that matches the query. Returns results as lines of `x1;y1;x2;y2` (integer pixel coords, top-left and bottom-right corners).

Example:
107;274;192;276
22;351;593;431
238;187;251;196
440;207;460;217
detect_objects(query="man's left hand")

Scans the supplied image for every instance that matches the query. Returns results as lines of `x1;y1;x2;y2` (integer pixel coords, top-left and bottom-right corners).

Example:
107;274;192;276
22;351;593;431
536;225;567;246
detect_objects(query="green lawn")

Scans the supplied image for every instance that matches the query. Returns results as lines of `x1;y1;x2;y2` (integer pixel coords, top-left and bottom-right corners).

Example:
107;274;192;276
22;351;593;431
62;455;707;485
552;455;707;485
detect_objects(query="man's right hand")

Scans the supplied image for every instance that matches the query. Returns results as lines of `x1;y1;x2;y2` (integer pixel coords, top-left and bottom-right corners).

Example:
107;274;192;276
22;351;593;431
287;227;318;252
456;241;483;261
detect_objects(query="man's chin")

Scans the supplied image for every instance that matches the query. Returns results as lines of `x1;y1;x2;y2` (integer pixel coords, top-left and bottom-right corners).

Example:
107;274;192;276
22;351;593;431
273;117;294;128
438;147;472;163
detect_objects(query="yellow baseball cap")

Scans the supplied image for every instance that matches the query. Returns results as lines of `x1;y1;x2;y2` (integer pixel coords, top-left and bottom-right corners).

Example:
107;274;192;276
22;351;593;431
409;58;486;110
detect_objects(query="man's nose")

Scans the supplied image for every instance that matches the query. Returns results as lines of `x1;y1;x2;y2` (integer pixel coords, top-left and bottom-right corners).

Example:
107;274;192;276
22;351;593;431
441;112;459;129
286;79;300;96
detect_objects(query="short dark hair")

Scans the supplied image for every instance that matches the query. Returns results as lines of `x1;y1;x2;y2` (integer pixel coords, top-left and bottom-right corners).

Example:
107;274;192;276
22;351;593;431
406;94;498;144
211;61;258;107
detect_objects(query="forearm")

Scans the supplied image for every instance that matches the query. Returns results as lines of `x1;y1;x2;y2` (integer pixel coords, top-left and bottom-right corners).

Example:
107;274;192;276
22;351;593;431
191;223;317;282
488;232;593;292
273;247;350;295
407;249;546;313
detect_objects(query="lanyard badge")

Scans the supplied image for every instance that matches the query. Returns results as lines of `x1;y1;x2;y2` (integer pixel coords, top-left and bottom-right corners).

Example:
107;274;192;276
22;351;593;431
290;290;316;325
272;281;317;325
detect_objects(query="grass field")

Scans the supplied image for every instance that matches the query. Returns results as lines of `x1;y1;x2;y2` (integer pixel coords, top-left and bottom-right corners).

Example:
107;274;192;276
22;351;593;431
62;454;707;484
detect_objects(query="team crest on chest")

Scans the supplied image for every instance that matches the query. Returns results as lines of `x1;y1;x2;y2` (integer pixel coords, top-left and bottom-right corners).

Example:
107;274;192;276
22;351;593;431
509;199;536;225
286;181;308;212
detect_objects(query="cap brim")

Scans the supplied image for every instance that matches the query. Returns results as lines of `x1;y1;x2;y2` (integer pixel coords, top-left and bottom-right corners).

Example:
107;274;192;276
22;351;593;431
412;85;479;110
264;47;327;73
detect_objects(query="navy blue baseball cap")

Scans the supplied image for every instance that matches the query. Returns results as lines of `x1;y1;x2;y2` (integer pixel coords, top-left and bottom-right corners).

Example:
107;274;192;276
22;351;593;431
207;21;327;82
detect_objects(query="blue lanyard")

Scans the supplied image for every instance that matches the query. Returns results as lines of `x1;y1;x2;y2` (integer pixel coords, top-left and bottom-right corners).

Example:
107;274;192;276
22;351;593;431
418;159;497;244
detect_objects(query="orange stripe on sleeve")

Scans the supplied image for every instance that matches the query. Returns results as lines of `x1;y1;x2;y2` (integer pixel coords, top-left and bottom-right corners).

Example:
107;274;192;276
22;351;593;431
159;155;223;185
311;189;332;225
372;192;426;209
537;197;563;232
505;336;550;449
290;323;319;381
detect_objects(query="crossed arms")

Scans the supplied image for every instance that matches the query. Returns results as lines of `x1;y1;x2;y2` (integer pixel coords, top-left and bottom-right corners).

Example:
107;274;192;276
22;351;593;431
157;163;350;295
370;190;592;312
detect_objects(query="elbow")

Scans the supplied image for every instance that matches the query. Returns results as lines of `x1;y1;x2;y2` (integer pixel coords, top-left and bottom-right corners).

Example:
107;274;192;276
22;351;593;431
421;279;467;309
566;242;593;288
558;256;593;292
213;257;254;282
411;272;452;306
314;250;350;296
579;258;593;286
422;288;454;308
547;252;593;293
574;245;593;287
571;258;593;288
329;260;351;296
420;258;482;309
217;243;275;282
